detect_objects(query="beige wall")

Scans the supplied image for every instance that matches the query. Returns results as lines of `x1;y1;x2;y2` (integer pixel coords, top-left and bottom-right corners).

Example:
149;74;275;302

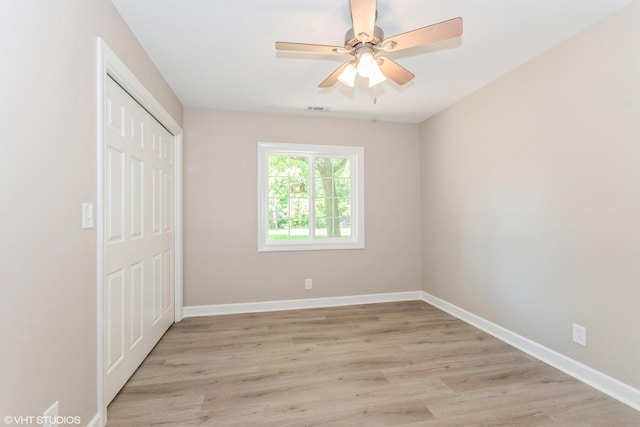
0;0;182;422
184;108;422;306
420;1;640;389
2;0;637;420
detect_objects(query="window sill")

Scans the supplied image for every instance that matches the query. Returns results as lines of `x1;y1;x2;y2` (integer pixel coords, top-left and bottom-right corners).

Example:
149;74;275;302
258;240;365;252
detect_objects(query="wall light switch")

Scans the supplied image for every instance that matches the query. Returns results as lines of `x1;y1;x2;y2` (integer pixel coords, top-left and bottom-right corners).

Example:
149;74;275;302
82;202;94;229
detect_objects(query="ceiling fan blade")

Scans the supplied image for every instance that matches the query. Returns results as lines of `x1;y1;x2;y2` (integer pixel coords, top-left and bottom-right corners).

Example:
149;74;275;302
318;62;351;88
382;17;463;52
276;42;347;54
378;56;415;85
350;0;377;42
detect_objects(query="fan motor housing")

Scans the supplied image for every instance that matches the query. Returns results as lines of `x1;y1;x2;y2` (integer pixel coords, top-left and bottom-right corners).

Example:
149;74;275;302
344;25;384;50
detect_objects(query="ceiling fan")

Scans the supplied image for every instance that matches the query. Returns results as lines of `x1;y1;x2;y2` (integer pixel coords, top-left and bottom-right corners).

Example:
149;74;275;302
275;0;463;88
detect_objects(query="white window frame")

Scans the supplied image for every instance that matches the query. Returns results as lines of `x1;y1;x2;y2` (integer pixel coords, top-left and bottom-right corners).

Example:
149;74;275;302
258;142;364;252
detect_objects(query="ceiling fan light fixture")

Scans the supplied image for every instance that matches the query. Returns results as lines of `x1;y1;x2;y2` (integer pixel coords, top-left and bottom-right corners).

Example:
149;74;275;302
356;51;376;77
368;63;386;87
338;62;357;87
276;3;463;90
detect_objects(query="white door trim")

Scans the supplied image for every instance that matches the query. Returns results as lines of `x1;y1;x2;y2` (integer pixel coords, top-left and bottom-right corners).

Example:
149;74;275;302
95;37;183;426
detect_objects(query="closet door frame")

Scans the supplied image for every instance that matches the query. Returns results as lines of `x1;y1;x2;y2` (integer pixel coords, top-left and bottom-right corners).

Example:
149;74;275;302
95;37;183;426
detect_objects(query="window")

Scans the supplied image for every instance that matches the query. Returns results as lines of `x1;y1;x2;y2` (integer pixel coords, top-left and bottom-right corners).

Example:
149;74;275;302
258;142;364;252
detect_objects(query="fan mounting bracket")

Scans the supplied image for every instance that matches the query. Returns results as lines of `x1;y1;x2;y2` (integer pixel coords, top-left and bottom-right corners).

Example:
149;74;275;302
344;25;384;50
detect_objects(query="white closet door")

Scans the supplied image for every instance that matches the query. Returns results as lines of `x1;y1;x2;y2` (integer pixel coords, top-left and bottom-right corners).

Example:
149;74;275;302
104;77;175;404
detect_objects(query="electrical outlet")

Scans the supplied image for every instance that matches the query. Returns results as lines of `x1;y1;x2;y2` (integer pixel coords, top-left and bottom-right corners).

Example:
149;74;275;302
572;324;587;347
305;278;312;290
42;401;59;427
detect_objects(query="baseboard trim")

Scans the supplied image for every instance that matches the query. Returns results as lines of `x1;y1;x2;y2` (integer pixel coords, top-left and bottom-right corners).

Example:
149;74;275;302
420;291;640;412
183;291;424;318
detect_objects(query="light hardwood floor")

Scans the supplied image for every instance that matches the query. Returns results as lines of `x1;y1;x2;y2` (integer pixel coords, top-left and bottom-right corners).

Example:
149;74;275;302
107;301;640;426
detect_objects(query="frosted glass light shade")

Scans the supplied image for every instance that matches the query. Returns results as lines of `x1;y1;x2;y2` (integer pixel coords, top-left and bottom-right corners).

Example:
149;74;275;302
338;63;357;87
368;63;386;87
357;52;376;77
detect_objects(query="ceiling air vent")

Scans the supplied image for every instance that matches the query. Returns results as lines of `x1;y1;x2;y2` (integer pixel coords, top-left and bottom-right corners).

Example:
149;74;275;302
306;106;328;112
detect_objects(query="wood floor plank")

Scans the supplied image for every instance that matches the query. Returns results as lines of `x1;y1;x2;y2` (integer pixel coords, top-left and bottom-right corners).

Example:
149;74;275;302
107;301;640;426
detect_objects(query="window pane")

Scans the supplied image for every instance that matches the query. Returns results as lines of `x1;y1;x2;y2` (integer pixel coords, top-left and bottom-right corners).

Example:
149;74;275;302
289;199;309;224
289;196;309;240
289;179;307;198
335;178;350;197
314;215;351;239
315;178;326;197
259;143;363;251
267;155;310;241
337;197;351;217
318;178;335;197
287;156;308;177
314;217;327;238
335;158;350;178
269;230;289;240
323;197;338;217
268;155;289;177
312;157;352;239
340;217;351;237
340;216;351;227
317;217;345;238
314;217;340;238
269;155;310;178
267;197;289;240
315;157;334;177
314;199;326;217
327;217;342;238
268;177;288;197
268;198;288;225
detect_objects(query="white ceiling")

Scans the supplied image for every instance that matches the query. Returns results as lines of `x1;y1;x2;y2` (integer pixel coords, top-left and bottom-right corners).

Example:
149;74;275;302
110;0;630;123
